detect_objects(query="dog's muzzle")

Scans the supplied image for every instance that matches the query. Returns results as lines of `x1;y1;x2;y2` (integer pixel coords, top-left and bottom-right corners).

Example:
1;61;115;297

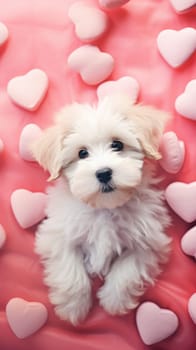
96;168;114;193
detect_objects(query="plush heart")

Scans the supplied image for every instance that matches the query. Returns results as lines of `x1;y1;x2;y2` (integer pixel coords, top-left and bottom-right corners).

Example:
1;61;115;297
0;224;6;248
0;138;4;153
19;124;42;161
0;22;9;46
181;226;196;257
11;189;47;229
136;302;179;345
99;0;130;8
157;28;196;68
68;45;114;85
68;1;108;42
188;293;196;324
97;76;140;103
159;132;185;174
170;0;196;13
165;182;196;222
6;298;48;339
7;69;49;111
175;80;196;120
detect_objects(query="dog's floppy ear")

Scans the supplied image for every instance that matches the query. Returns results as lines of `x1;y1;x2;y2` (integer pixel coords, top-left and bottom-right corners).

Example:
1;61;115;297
129;104;169;160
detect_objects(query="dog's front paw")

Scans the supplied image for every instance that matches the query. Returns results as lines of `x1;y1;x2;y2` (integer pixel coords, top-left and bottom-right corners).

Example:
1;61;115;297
98;280;139;315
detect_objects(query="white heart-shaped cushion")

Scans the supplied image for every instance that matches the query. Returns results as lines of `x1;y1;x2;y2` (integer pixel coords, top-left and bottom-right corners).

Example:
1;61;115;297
0;224;6;248
6;298;48;339
188;293;196;324
157;28;196;68
99;0;130;8
181;226;196;257
11;189;47;229
159;132;185;174
19;124;42;161
165;182;196;222
170;0;196;13
175;80;196;120
7;69;49;111
136;302;179;345
68;45;114;85
97;76;140;103
69;1;108;42
0;22;9;46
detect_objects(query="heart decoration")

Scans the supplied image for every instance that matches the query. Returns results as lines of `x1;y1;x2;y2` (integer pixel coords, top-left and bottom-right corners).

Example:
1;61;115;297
68;45;114;85
170;0;196;13
99;0;130;8
136;302;179;345
181;226;196;257
165;182;196;223
0;22;9;46
188;293;196;324
159;132;185;174
157;28;196;68
19;124;42;161
175;80;196;121
6;298;48;339
0;224;6;248
97;76;140;103
7;69;49;111
11;189;47;229
68;1;108;42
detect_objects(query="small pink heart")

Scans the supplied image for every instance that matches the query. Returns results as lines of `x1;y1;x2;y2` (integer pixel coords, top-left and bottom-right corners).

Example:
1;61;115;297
68;45;114;85
136;302;179;345
99;0;130;8
188;293;196;324
181;226;196;257
0;22;8;46
19;124;42;161
170;0;196;13
0;224;6;248
165;182;196;222
11;189;47;229
159;132;185;174
97;76;140;103
7;69;49;111
157;28;196;68
175;80;196;120
69;1;108;42
6;298;48;339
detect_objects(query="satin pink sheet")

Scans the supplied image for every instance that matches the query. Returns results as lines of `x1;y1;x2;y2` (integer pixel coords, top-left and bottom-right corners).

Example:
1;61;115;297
0;0;196;349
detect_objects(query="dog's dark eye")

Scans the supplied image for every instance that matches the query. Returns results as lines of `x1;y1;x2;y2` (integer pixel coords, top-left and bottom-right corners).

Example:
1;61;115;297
78;149;89;159
111;140;124;152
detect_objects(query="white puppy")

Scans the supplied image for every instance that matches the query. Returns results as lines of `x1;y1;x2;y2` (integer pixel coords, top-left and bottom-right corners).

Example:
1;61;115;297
32;96;171;325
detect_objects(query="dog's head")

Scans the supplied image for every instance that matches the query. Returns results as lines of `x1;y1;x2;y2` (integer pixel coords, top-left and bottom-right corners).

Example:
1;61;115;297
32;96;168;209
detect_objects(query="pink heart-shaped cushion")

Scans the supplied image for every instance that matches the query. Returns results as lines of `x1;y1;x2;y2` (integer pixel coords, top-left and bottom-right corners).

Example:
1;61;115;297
19;124;42;161
0;224;6;248
188;293;196;324
0;22;9;46
7;69;49;111
11;189;47;229
165;182;196;222
68;1;108;42
175;80;196;120
136;302;179;345
68;45;114;85
97;76;140;103
159;132;185;174
99;0;130;8
6;298;48;339
181;226;196;257
170;0;196;13
157;28;196;68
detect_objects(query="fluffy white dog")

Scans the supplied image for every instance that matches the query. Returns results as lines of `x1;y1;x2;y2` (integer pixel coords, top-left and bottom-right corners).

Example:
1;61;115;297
32;95;171;325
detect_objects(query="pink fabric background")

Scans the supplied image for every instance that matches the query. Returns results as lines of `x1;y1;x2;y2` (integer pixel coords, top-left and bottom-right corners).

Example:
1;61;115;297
0;0;195;349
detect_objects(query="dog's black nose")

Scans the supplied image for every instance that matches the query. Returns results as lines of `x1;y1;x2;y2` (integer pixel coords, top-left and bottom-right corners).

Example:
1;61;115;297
96;168;113;184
